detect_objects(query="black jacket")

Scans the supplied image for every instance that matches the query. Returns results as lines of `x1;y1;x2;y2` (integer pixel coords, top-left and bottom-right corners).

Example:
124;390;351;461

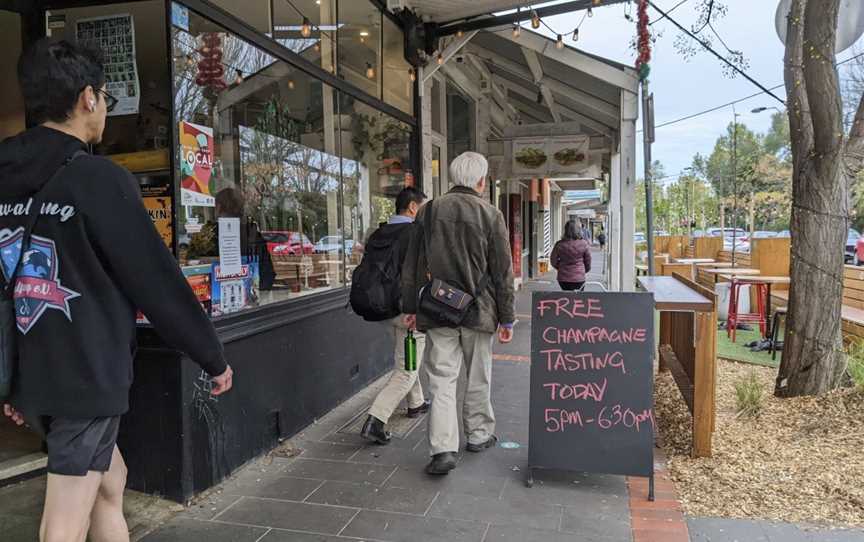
0;126;226;417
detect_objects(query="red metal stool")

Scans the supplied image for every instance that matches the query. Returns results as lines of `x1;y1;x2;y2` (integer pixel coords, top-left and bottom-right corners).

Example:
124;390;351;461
726;278;768;342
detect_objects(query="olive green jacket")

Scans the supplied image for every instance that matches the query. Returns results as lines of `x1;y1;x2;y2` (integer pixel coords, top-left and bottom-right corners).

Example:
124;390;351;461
401;186;516;333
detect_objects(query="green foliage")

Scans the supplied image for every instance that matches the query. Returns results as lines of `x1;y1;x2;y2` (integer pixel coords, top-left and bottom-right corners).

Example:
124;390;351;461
734;372;765;418
845;341;864;389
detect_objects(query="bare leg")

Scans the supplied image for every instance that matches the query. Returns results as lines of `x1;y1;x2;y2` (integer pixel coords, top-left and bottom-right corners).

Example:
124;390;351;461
89;447;129;542
39;471;102;542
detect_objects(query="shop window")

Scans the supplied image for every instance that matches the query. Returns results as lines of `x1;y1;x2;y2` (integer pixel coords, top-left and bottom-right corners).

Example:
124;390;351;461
447;83;475;162
430;78;442;134
46;1;172;157
382;15;412;115
336;1;381;101
270;0;337;72
172;3;344;315
337;93;413;273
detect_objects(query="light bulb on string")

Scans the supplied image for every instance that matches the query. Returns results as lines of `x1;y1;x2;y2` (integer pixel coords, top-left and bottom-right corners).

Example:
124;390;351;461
288;79;295;90
437;52;444;65
531;10;541;29
512;24;521;38
456;29;464;38
572;28;579;41
301;17;312;38
314;41;320;52
556;34;564;49
588;7;594;17
366;62;375;79
409;68;416;82
234;69;243;85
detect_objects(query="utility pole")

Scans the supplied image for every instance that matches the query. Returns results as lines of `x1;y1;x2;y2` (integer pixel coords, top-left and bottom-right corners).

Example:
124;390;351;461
643;82;656;275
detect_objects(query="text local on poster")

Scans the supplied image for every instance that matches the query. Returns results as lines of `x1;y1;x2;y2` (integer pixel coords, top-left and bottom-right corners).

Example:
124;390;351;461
536;296;655;434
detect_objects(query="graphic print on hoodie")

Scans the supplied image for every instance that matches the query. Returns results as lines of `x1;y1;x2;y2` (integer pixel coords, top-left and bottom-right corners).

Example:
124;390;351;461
1;228;81;333
0;126;226;418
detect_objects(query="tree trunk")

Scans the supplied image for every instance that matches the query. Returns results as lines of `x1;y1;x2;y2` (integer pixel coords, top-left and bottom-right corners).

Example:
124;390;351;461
776;0;848;396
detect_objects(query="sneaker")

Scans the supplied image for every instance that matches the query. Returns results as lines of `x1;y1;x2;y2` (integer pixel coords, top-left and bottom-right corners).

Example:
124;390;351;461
466;435;498;453
406;399;431;418
361;415;391;445
425;452;457;475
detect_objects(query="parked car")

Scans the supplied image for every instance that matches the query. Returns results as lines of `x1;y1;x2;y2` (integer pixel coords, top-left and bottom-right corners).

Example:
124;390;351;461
750;231;777;239
262;231;314;256
846;228;861;264
724;238;750;253
634;232;646;243
654;230;670;237
776;230;791;238
707;227;747;238
313;235;355;255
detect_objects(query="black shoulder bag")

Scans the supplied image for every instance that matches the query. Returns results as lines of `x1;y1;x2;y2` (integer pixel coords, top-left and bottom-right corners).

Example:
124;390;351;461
0;152;85;401
417;204;490;327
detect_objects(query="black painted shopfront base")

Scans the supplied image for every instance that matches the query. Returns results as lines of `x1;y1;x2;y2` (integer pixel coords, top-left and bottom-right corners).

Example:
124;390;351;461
118;293;391;502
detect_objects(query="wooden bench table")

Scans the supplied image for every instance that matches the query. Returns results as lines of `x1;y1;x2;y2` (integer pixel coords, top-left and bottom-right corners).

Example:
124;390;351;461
703;267;760;284
674;258;716;264
639;274;717;458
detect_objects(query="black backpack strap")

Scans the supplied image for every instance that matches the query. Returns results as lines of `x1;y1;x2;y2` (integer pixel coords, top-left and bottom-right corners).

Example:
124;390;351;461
1;151;87;296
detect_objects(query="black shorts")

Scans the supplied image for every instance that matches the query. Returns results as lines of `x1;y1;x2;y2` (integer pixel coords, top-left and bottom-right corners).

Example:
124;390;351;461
27;415;121;476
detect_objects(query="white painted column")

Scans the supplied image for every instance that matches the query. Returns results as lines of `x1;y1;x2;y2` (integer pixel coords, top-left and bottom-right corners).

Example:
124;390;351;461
619;90;639;292
609;152;622;291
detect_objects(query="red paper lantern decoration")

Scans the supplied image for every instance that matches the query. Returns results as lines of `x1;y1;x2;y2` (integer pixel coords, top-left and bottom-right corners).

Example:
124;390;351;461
195;33;227;91
635;0;651;81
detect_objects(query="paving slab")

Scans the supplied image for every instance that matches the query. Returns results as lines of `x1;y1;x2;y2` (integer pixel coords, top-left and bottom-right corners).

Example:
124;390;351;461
687;517;864;542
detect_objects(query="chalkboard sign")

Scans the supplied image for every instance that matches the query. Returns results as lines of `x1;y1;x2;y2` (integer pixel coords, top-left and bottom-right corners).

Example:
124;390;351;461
528;291;656;491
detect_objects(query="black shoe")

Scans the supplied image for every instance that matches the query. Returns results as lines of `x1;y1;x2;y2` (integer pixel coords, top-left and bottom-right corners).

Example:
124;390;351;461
425;452;457;475
466;435;498;453
361;415;391;445
406;400;431;418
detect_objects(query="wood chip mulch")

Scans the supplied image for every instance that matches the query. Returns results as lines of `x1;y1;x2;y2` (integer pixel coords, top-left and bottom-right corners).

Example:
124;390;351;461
655;359;864;527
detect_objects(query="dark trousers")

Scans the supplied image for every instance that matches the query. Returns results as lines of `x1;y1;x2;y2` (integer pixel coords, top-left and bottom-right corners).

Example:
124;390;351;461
559;281;585;291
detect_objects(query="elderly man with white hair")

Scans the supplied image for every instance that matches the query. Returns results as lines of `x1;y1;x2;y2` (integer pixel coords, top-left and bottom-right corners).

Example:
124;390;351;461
401;151;516;475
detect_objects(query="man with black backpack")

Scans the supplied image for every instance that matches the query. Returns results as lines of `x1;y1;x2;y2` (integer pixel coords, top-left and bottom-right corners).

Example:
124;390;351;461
350;187;429;444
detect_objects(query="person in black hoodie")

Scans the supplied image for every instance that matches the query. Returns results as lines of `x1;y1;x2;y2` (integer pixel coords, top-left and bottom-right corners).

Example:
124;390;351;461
1;40;233;542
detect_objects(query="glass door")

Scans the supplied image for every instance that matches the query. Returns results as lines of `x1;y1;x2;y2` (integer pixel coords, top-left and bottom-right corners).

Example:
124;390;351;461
0;5;45;483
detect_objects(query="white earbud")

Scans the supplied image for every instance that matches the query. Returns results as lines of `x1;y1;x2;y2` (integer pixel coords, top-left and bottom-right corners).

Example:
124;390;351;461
89;100;96;111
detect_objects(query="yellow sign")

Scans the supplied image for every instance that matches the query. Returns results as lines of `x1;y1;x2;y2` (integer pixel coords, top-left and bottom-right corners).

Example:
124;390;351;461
143;196;173;248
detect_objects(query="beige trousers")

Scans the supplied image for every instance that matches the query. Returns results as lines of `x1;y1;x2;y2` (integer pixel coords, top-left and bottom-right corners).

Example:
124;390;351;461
425;327;495;455
368;317;426;424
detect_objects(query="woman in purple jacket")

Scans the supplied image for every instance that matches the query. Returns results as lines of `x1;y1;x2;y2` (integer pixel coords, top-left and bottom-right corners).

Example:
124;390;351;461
550;221;592;291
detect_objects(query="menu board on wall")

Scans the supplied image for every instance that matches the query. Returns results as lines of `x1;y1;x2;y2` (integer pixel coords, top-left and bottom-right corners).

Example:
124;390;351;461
179;121;216;207
529;291;655;481
512;136;594;177
75;14;140;116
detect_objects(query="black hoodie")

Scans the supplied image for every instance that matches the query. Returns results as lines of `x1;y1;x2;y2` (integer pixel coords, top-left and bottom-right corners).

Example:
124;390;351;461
0;126;227;418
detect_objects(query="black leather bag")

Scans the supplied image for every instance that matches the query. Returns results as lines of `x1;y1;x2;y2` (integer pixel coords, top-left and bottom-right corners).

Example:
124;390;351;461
417;205;489;327
0;153;84;401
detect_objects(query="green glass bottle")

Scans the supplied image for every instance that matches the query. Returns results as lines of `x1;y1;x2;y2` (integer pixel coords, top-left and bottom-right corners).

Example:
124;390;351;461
404;330;417;371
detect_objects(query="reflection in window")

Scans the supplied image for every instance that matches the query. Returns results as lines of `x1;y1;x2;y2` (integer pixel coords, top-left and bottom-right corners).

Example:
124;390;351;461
337;0;381;100
382;15;412;114
338;94;413;272
172;3;343;315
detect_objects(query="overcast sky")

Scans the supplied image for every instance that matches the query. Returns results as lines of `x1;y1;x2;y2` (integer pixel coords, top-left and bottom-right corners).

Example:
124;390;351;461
530;0;864;185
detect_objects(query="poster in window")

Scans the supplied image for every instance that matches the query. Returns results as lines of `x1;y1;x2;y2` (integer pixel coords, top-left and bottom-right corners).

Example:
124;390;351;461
75;14;140;116
179;121;216;207
218;217;242;277
211;261;259;317
142;186;173;248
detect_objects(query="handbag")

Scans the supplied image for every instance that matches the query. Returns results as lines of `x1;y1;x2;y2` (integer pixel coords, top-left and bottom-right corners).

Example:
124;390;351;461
417;204;490;327
0;152;85;401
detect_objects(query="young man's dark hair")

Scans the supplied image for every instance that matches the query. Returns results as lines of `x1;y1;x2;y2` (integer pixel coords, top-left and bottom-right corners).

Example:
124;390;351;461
395;186;426;215
17;40;106;124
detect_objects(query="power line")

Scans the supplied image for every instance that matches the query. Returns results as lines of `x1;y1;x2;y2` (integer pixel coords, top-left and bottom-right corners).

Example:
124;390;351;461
649;0;690;26
643;51;864;132
647;0;786;105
